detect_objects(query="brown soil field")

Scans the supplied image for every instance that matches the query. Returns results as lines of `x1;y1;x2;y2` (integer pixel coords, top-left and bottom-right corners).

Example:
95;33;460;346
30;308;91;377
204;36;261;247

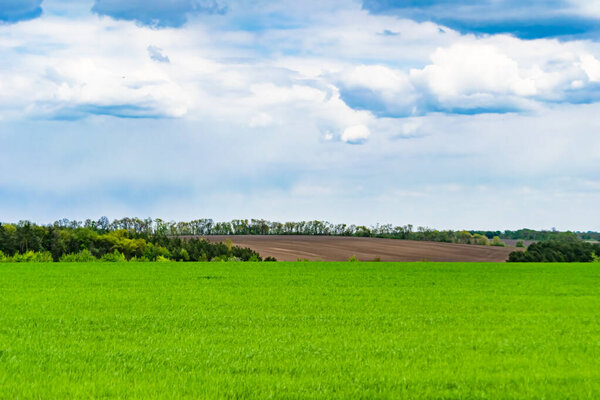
199;235;519;262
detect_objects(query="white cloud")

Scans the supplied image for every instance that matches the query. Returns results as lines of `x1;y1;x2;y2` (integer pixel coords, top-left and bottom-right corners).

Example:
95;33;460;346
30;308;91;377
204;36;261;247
343;65;411;92
408;38;600;111
580;54;600;82
0;16;193;118
3;5;599;123
412;43;537;98
341;124;370;143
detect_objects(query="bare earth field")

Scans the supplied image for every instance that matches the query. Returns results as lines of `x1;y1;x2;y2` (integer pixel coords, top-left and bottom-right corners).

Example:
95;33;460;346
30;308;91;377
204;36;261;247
201;235;518;262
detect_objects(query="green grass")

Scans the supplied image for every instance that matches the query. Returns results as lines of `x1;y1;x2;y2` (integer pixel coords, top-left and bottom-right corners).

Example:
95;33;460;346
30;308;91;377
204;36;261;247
0;262;599;399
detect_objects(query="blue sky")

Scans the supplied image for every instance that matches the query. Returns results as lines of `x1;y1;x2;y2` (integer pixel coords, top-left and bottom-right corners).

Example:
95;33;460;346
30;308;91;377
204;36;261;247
1;0;599;230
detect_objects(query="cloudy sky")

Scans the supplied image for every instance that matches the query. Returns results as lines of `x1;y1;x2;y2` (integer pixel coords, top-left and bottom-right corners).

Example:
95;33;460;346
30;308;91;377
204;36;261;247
1;0;599;230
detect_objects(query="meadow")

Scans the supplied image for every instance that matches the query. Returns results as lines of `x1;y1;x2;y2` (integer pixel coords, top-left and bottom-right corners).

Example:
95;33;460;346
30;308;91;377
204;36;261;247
0;262;599;399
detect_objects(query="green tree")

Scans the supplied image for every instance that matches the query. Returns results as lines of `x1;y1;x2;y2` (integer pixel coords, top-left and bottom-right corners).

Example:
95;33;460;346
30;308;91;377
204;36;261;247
491;236;505;247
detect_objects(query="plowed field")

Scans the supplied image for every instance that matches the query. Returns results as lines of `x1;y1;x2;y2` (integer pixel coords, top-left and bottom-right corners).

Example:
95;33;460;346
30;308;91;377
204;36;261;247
201;235;518;262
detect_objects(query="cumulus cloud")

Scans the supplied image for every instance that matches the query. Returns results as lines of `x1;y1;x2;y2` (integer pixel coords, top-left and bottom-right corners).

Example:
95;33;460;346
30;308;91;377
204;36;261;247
337;65;417;117
580;54;600;82
3;3;600;122
342;125;370;144
0;0;42;23
0;17;194;119
91;0;227;28
413;39;600;111
334;35;600;115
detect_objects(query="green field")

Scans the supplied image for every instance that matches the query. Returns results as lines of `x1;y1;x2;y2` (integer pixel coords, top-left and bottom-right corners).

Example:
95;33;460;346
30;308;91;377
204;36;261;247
0;262;599;399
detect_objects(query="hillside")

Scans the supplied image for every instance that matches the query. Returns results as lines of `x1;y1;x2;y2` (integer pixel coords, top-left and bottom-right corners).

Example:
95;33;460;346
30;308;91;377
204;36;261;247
202;235;519;262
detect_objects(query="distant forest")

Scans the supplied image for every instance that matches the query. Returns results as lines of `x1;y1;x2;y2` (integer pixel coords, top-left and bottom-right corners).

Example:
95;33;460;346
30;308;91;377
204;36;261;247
17;217;595;242
1;217;598;263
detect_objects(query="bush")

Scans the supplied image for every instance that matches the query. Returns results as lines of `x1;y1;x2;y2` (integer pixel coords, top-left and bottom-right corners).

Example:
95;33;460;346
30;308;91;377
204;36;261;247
0;250;6;263
264;256;277;262
59;249;97;262
491;236;505;247
144;243;171;261
516;240;525;248
509;240;600;262
170;248;189;262
473;234;490;246
100;250;126;262
12;251;53;263
348;254;359;262
156;255;172;262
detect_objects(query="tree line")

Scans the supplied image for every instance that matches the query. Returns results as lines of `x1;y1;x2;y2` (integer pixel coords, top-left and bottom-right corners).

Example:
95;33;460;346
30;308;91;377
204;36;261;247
509;239;600;263
18;217;594;242
0;220;265;262
2;218;596;249
1;217;597;262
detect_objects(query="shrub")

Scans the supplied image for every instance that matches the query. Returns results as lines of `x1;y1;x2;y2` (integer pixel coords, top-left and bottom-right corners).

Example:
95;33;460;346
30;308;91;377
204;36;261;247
156;255;172;262
456;231;473;244
516;240;525;248
100;250;126;262
0;250;6;263
491;236;505;247
348;254;359;262
473;234;490;246
12;251;53;263
170;248;189;262
264;256;277;262
144;243;171;261
509;240;600;262
59;249;97;262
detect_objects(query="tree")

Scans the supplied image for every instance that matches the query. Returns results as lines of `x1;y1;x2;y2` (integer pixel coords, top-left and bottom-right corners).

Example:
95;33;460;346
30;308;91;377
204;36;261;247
97;216;110;232
491;236;505;247
457;231;473;244
473;234;490;246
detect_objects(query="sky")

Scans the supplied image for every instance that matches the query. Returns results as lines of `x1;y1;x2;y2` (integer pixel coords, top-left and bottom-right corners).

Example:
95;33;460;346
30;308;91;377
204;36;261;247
1;0;599;230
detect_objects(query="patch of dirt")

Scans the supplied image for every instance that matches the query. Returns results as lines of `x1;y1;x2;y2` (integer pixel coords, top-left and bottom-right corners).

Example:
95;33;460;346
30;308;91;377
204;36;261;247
195;235;520;262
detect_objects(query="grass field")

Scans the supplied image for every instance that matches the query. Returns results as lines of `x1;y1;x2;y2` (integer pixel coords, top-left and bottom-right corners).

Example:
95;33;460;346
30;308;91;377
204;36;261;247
1;262;599;399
